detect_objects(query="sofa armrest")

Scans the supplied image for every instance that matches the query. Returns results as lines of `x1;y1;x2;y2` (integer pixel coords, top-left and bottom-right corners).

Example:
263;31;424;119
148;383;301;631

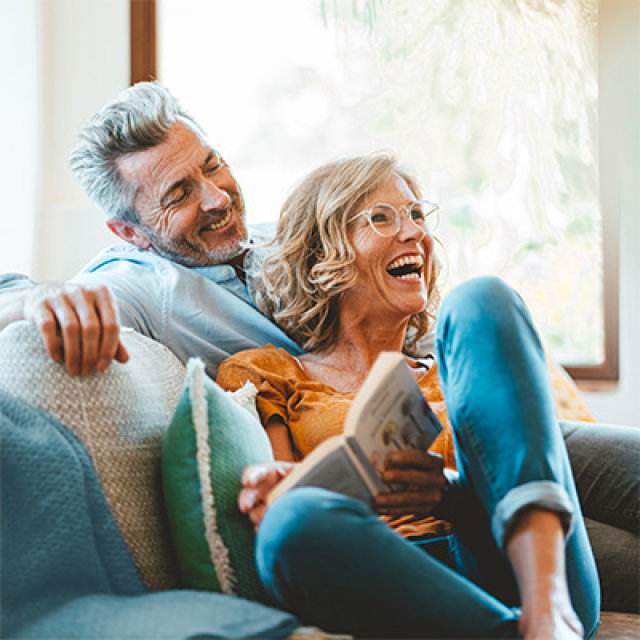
0;321;187;590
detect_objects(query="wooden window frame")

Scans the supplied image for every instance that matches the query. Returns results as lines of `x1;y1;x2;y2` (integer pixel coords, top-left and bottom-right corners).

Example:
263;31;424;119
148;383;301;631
130;0;620;385
130;0;156;84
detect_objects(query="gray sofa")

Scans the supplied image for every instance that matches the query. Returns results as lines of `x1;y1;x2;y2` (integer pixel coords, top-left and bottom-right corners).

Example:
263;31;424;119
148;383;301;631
0;322;316;639
0;321;636;639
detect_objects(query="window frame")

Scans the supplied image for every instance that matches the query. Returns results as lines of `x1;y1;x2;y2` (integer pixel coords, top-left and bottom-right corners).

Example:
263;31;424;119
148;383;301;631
130;0;156;84
129;0;620;385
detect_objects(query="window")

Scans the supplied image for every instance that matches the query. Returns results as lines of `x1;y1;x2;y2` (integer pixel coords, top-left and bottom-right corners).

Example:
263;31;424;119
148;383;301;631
132;0;619;383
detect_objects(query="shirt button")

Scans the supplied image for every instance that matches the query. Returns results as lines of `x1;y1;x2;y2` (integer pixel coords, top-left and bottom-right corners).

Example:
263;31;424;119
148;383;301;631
222;267;232;278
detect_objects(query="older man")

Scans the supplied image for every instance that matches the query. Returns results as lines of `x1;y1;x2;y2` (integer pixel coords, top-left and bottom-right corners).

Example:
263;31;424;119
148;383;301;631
0;82;637;613
0;82;301;378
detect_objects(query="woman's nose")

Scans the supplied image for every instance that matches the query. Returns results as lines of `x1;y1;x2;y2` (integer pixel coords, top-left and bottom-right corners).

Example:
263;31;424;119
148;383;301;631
397;213;427;241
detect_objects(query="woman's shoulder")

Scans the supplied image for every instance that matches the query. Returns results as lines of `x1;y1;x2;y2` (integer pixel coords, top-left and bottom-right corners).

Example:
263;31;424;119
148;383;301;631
218;345;304;386
223;344;299;367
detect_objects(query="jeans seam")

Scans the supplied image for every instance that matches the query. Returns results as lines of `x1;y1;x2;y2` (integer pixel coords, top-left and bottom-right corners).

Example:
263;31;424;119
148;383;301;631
453;397;503;519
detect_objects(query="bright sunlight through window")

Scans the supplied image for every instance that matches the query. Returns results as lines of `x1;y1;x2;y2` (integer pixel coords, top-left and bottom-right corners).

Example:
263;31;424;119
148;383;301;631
158;0;603;367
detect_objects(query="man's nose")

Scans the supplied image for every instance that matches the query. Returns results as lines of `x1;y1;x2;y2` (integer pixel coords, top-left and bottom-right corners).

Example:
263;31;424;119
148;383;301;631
200;179;231;211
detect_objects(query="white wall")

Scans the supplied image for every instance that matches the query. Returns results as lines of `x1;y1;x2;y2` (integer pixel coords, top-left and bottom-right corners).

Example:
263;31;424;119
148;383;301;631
35;0;131;279
581;0;640;426
0;0;41;276
0;0;637;425
0;0;129;282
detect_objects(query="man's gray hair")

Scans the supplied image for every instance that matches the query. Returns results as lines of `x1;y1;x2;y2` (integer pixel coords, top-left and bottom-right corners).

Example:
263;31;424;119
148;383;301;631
69;82;204;223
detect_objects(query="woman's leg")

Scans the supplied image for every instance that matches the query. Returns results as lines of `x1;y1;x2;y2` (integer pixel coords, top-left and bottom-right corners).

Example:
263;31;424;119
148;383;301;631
257;487;520;639
435;276;601;638
506;509;584;639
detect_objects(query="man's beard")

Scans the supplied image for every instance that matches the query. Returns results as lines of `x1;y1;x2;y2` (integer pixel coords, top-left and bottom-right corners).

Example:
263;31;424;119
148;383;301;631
142;222;249;268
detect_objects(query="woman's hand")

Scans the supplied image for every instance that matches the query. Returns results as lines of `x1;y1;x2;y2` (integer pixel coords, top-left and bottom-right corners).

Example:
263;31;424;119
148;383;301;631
238;461;296;530
375;450;447;516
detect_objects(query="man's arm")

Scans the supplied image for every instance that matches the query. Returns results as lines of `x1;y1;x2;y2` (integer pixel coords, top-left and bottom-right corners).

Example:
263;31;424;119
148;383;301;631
0;274;37;327
0;278;128;376
0;289;30;327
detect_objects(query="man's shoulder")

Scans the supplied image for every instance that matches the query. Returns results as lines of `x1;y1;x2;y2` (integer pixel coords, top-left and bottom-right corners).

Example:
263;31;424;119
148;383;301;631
0;273;36;290
80;245;196;283
72;245;181;298
83;245;237;282
76;245;257;317
82;244;163;270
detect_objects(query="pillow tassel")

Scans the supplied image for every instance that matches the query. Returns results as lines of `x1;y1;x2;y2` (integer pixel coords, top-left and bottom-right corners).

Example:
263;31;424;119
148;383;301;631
188;359;237;595
163;357;273;601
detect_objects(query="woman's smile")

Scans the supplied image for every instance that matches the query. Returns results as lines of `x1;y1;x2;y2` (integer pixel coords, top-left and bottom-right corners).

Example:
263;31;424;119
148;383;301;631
386;253;425;282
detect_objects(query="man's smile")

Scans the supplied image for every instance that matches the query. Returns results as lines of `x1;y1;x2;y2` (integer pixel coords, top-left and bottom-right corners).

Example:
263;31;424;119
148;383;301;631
203;209;233;233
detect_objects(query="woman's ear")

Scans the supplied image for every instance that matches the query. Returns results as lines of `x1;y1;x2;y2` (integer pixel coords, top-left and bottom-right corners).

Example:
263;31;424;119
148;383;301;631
106;219;152;249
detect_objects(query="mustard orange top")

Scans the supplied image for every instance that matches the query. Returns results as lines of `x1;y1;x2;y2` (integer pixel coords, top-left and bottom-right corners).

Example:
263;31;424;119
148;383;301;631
217;345;457;538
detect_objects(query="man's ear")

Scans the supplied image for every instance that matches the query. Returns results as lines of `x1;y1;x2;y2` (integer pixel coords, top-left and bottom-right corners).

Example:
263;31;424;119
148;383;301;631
107;219;152;250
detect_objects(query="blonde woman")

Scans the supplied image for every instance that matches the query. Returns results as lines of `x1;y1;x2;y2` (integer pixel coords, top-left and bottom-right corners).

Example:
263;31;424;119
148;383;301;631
217;153;599;639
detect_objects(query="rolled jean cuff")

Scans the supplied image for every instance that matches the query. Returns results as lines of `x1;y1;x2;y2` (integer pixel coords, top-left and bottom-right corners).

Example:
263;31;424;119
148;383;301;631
492;481;575;549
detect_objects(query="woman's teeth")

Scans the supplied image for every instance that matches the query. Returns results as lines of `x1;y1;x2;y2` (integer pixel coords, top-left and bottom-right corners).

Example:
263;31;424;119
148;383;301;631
386;255;423;280
395;272;421;281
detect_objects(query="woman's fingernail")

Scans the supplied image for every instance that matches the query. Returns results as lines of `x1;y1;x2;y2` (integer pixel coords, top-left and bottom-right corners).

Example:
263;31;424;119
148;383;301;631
247;467;265;484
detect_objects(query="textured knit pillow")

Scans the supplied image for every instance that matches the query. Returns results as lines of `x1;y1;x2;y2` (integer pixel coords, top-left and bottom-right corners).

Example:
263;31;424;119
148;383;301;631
0;322;186;591
162;358;274;601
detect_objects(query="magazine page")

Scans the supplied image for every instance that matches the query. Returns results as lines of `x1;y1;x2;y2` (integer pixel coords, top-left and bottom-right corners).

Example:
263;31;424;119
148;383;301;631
345;352;443;493
267;436;373;505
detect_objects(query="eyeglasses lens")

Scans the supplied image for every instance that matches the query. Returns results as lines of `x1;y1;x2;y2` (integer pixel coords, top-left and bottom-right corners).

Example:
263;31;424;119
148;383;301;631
368;202;437;236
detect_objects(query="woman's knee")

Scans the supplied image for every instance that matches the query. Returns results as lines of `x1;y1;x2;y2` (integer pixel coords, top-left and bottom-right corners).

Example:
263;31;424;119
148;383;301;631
436;276;537;349
256;488;370;574
440;276;519;325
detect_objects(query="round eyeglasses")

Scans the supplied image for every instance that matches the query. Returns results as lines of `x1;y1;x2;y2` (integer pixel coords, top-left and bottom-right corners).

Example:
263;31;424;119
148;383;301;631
349;200;439;237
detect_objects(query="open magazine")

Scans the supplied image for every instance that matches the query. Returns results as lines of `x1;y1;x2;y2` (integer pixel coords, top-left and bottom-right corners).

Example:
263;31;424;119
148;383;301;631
267;351;443;507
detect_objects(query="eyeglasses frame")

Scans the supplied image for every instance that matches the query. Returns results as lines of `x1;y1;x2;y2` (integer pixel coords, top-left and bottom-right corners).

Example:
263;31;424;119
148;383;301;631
348;199;439;238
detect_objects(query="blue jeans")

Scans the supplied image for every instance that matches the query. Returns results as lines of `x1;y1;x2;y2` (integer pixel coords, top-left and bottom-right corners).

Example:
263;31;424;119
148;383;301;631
256;277;601;638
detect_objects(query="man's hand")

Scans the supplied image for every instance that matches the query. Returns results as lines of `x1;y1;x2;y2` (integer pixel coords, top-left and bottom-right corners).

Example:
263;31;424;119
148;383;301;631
22;282;129;376
238;461;295;530
375;450;447;516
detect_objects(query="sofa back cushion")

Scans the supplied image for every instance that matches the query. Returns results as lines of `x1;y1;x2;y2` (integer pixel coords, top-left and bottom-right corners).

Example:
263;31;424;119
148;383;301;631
0;322;186;591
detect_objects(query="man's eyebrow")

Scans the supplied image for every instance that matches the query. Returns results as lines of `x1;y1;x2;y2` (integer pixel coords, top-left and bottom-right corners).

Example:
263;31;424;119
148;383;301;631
202;150;221;168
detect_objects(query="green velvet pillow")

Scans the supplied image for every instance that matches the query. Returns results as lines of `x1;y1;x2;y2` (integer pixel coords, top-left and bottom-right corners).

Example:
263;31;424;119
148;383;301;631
162;358;273;602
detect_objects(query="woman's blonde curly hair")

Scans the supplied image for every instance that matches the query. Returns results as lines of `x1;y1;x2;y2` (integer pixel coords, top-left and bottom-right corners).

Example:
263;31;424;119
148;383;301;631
249;152;442;355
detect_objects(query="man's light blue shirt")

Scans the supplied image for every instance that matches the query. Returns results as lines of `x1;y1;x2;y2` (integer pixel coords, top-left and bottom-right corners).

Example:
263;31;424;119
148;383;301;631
0;242;433;378
69;244;303;378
